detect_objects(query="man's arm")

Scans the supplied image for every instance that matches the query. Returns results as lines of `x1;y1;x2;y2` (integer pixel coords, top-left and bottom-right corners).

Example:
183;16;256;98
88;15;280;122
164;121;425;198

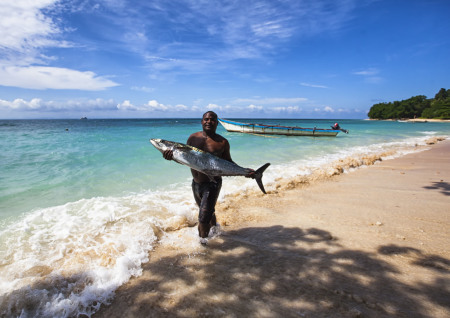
221;139;232;162
163;133;197;161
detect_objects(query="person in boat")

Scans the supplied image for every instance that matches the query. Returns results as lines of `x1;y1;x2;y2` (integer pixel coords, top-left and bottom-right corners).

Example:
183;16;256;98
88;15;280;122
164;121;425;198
332;122;341;130
331;122;349;134
161;111;254;241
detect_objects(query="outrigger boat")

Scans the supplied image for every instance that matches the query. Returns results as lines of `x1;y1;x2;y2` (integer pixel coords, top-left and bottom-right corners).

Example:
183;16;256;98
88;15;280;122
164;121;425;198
218;118;339;137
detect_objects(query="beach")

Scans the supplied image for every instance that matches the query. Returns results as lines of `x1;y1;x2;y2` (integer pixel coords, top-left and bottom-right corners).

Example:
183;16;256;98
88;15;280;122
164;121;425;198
94;139;450;318
405;119;450;123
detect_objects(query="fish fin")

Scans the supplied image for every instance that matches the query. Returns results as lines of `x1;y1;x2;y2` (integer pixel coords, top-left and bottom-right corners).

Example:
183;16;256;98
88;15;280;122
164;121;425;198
202;172;216;183
254;163;270;194
208;175;216;183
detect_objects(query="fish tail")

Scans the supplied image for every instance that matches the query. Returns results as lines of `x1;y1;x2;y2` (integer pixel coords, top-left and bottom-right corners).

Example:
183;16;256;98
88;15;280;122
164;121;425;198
254;163;270;194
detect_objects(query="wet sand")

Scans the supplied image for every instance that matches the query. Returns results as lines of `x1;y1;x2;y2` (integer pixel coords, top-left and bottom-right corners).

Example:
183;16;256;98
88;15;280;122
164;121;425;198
95;139;450;318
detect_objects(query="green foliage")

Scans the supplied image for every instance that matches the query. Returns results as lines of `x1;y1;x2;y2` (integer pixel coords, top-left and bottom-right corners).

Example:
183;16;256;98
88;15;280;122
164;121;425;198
434;88;450;101
422;96;450;119
368;88;449;119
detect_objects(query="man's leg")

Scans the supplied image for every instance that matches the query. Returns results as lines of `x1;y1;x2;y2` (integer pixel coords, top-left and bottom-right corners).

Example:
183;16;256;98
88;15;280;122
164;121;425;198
193;180;221;239
198;221;211;238
210;212;217;227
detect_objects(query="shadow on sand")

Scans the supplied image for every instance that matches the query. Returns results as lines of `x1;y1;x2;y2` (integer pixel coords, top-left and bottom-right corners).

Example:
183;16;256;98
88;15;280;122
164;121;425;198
423;181;450;196
95;225;449;318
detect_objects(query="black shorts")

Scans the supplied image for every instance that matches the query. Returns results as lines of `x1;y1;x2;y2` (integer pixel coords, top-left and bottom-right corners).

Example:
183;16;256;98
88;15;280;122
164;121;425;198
192;179;222;224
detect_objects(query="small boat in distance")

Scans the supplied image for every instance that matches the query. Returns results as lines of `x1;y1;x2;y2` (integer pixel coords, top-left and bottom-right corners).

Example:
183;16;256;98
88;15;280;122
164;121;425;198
218;118;339;137
80;117;87;120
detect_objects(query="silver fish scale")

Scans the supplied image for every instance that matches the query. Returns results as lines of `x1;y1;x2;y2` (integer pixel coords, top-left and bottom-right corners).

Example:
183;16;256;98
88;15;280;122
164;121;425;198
150;138;269;194
173;145;249;177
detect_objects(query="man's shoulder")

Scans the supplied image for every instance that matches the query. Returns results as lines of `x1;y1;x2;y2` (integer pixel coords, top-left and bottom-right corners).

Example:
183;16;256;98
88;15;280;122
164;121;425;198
187;131;204;146
187;131;203;142
189;131;203;137
214;133;228;142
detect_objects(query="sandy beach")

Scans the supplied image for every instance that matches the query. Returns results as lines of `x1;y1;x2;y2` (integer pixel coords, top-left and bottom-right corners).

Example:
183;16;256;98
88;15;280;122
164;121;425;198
95;139;450;318
405;119;450;123
367;119;450;123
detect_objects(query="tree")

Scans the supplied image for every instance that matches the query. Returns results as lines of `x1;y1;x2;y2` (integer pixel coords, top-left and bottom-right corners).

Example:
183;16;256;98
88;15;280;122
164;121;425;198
367;89;447;119
434;88;449;101
422;95;450;119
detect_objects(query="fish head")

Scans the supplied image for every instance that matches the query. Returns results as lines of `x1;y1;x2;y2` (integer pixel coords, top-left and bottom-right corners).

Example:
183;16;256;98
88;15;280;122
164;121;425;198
150;138;177;152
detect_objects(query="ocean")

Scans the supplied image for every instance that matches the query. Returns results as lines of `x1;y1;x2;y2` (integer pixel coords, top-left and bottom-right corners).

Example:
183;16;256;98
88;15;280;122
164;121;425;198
1;118;449;317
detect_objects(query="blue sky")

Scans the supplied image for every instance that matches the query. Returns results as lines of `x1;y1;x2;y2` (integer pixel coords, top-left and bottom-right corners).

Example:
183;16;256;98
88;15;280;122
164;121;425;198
0;0;449;119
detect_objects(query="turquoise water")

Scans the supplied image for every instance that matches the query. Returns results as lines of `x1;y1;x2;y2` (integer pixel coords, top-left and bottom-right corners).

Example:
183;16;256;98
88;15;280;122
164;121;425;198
1;118;449;317
2;118;448;219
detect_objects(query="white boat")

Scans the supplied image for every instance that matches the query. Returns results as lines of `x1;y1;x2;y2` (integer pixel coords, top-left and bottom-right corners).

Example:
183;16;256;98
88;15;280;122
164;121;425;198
218;119;339;137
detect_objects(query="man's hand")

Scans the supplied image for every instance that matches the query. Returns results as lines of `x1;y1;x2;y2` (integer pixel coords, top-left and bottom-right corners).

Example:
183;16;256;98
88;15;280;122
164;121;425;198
163;149;173;160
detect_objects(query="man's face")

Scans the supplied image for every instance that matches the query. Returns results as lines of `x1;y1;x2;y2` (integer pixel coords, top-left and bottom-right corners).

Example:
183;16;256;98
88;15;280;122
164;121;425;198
202;113;218;133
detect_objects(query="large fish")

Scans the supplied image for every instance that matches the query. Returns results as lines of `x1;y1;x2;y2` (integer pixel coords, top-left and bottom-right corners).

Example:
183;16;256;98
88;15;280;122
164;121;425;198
150;138;270;194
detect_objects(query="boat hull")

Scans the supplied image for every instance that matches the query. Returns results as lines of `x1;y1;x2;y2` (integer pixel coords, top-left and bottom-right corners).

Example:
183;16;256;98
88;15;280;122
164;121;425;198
218;119;338;137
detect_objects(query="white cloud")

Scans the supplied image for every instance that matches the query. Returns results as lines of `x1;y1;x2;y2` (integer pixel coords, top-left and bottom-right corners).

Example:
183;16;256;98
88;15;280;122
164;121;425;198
0;98;43;110
117;99;191;112
191;105;202;112
272;106;301;113
131;86;155;93
126;1;359;74
0;0;363;93
205;103;222;111
251;19;293;39
353;68;379;76
247;104;263;111
0;98;117;112
0;0;60;55
117;100;136;110
146;100;168;111
0;0;73;68
352;68;383;84
145;55;178;62
175;104;188;111
0;0;119;90
0;97;362;118
0;66;119;90
300;82;328;89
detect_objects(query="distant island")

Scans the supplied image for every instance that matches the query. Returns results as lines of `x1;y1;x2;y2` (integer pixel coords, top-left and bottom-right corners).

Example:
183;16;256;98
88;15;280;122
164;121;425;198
368;88;450;120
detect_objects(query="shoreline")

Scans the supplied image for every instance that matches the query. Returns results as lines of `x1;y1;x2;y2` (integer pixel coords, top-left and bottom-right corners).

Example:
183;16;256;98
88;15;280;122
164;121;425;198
367;118;450;123
95;139;450;318
403;118;450;123
405;118;450;123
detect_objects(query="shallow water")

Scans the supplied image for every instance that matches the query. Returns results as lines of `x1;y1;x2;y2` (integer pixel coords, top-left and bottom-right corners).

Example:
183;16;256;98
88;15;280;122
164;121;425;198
1;118;449;317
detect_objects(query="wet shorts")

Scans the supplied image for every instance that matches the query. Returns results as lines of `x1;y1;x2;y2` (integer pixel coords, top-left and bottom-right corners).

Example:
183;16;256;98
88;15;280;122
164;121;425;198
192;179;222;224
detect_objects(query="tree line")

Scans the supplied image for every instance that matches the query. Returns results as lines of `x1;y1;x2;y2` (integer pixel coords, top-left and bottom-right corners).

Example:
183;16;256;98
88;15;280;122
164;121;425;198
367;88;450;119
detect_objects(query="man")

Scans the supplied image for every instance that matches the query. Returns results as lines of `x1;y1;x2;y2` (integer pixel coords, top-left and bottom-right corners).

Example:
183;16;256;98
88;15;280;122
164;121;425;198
332;122;341;130
162;111;250;240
